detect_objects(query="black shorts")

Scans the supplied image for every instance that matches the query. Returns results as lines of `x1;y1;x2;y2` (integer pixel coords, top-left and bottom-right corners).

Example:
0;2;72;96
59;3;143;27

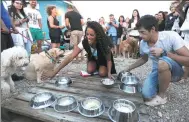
88;55;116;74
1;33;14;52
50;35;61;43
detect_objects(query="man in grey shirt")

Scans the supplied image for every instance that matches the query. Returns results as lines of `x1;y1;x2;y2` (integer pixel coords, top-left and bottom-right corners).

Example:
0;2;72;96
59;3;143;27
120;15;189;106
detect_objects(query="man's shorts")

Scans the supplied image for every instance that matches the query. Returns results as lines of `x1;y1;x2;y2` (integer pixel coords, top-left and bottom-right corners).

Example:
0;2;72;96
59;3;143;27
117;38;121;45
110;36;118;45
30;28;44;42
70;30;83;46
142;56;184;99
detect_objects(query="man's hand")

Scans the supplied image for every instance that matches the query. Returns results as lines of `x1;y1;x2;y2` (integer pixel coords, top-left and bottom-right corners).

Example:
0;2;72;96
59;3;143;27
150;47;163;57
119;67;131;74
41;70;56;80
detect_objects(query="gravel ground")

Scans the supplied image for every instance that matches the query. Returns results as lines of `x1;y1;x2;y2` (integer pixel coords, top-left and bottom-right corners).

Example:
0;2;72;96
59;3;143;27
2;56;189;122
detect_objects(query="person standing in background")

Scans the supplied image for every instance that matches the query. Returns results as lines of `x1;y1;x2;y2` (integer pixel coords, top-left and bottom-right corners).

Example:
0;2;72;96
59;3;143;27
117;15;126;57
1;1;24;81
8;0;33;56
65;5;84;61
158;11;166;31
129;9;140;29
106;14;119;57
99;17;107;33
24;0;43;53
46;5;65;48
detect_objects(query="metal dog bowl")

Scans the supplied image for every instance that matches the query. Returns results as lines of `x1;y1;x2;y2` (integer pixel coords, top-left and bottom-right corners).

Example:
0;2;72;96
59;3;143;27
30;92;56;109
117;71;133;81
78;97;105;117
55;76;72;87
108;99;139;122
101;78;115;88
54;96;78;113
119;75;141;94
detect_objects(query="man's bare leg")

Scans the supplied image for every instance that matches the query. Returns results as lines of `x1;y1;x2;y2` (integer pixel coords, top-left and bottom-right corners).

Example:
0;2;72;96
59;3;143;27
158;60;171;98
37;40;42;53
180;66;189;83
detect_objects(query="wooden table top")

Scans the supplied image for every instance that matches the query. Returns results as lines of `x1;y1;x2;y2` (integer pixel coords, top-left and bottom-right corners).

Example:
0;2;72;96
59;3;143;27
3;75;143;122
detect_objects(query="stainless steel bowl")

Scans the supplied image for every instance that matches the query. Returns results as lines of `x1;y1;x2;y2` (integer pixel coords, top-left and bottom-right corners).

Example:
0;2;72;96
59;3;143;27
119;75;141;94
108;99;139;122
54;96;78;113
78;97;105;117
119;83;141;94
101;78;115;88
121;75;139;85
117;72;133;81
30;92;56;109
55;76;72;87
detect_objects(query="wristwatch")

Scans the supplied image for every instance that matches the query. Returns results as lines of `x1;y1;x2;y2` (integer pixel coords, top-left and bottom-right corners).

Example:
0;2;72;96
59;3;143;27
160;50;167;57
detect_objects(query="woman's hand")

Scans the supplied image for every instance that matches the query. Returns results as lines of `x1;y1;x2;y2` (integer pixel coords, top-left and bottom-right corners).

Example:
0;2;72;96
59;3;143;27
59;25;65;29
41;70;56;80
108;73;115;80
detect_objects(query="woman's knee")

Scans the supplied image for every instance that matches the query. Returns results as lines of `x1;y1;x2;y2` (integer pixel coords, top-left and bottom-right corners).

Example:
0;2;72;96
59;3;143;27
87;61;96;74
99;66;108;77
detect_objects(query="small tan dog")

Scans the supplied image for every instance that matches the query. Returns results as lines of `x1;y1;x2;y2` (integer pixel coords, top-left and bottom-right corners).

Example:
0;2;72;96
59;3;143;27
119;40;132;58
24;48;64;83
119;36;139;58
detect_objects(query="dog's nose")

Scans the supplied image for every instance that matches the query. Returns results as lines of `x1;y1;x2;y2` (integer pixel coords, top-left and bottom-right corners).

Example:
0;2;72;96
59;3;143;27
23;63;29;67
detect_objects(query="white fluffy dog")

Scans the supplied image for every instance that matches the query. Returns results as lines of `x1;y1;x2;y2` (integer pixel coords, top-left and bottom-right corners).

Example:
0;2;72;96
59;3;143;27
24;48;64;83
1;46;29;98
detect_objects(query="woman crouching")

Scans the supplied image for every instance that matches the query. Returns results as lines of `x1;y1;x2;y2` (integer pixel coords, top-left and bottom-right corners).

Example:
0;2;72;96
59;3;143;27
41;21;116;80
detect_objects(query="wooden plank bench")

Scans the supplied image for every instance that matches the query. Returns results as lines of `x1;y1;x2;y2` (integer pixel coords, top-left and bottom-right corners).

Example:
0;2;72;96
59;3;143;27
2;75;144;122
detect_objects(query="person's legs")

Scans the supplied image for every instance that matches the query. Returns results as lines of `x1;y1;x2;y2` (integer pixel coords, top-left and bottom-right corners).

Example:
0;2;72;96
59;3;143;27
112;36;118;57
157;60;171;98
51;43;57;48
24;40;32;56
142;69;159;100
182;66;189;82
145;56;184;106
117;38;121;57
70;31;79;61
1;33;9;52
78;31;84;60
87;61;97;74
35;29;44;53
98;66;108;77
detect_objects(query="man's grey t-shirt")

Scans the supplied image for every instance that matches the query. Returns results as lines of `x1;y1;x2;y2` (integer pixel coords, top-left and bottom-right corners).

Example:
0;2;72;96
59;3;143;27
140;31;185;69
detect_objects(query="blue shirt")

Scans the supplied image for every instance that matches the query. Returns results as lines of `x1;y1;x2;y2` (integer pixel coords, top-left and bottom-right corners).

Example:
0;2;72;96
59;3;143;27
106;21;119;36
1;2;12;30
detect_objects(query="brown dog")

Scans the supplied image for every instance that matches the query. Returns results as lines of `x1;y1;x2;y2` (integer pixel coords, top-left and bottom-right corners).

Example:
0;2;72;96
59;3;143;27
24;48;64;83
119;40;132;58
119;36;139;58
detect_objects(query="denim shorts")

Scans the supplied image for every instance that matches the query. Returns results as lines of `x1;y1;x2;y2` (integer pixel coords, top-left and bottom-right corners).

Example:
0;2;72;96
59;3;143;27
110;36;118;45
142;56;184;99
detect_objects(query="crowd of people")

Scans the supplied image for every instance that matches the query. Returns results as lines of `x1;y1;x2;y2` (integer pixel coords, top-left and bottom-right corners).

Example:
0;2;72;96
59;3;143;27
1;0;189;107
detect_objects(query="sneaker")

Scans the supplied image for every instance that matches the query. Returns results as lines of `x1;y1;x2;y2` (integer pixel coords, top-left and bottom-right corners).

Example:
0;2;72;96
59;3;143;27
145;95;167;107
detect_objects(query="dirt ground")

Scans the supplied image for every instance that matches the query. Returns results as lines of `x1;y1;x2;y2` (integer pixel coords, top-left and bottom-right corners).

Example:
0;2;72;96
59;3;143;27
1;55;189;122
